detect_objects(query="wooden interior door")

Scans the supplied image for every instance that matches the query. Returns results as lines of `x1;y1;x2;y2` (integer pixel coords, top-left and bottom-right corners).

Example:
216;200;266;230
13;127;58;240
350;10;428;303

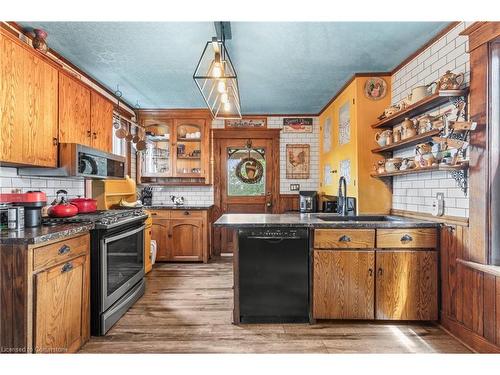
216;134;278;253
313;250;375;319
34;255;89;353
375;250;438;320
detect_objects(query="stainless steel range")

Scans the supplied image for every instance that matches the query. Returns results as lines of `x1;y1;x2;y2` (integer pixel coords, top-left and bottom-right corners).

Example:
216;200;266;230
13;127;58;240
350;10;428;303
43;208;147;335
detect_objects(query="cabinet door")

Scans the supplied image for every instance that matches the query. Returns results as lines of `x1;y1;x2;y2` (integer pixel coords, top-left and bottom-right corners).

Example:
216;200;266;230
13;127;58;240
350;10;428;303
173;119;207;179
376;250;438;320
169;219;203;261
90;91;113;153
0;34;58;167
59;73;91;146
34;254;90;353
313;250;375;319
144;225;152;273
151;218;169;261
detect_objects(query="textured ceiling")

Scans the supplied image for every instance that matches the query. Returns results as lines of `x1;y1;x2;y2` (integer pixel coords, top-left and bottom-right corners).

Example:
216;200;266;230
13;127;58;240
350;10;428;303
19;22;449;114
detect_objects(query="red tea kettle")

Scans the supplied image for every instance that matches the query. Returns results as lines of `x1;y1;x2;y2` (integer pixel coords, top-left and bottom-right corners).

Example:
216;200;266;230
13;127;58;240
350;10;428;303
48;190;78;218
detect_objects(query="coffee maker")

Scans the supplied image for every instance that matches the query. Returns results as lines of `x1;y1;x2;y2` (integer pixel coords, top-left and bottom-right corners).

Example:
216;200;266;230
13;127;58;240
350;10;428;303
299;191;318;213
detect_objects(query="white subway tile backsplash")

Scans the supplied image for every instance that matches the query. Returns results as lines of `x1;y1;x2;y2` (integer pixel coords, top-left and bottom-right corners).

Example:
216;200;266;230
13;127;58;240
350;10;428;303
391;22;469;218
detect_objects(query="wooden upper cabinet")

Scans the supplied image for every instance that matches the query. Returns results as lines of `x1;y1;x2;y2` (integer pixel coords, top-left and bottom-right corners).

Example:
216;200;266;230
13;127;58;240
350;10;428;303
90;91;113;153
34;253;90;353
0;33;58;167
59;73;92;147
375;250;438;321
313;250;375;319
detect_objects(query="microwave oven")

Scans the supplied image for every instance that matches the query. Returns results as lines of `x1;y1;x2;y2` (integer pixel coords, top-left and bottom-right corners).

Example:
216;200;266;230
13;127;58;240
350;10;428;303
19;143;126;179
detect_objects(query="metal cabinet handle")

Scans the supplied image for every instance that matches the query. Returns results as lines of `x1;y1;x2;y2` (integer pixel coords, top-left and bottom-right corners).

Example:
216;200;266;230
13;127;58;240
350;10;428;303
52;137;58;146
87;130;92;138
58;245;71;255
61;262;73;273
400;234;413;243
378;268;383;276
151;212;157;216
368;268;373;276
339;235;351;242
93;132;97;140
183;211;190;215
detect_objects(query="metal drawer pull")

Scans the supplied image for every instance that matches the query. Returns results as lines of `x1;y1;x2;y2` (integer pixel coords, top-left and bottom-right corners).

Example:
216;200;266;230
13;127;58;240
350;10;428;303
378;268;383;276
183;211;190;215
400;234;413;243
368;268;373;276
58;245;71;255
339;235;351;242
61;262;73;273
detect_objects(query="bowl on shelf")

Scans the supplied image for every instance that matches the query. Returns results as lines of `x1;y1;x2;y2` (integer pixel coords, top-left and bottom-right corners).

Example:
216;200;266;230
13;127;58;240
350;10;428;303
384;157;403;173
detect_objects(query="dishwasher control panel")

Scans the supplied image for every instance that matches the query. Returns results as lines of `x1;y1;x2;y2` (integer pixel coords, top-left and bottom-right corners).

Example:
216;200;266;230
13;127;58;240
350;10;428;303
240;228;308;239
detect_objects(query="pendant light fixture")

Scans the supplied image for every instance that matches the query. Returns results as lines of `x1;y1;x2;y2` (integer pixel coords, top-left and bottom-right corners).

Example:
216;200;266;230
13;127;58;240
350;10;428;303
193;22;241;119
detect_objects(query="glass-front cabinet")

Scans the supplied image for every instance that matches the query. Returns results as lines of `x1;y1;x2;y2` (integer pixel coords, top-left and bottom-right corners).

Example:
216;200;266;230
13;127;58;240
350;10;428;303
138;111;211;185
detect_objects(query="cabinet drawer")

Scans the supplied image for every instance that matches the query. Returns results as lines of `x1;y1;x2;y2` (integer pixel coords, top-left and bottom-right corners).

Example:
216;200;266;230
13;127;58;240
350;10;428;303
148;210;171;219
170;210;204;219
314;229;375;249
376;228;437;249
33;234;90;271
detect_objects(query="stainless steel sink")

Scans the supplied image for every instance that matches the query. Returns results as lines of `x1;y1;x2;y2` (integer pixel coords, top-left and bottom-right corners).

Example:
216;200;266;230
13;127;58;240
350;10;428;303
317;215;401;222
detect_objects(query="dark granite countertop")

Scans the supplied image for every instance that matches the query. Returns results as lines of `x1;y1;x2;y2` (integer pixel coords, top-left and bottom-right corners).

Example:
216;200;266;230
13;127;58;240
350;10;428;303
213;213;441;229
144;204;214;210
0;222;94;245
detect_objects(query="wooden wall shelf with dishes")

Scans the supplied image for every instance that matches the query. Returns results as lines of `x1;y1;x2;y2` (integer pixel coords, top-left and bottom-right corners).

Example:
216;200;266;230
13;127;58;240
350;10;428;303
372;129;441;153
370;161;469;178
137;110;212;185
371;88;469;129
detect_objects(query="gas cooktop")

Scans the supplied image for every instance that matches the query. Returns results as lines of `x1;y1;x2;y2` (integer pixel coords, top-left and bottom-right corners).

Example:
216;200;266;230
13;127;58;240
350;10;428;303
43;208;147;229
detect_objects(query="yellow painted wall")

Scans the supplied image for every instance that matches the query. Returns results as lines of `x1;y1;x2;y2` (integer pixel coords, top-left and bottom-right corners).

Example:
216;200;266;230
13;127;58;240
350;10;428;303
319;80;358;198
319;76;392;213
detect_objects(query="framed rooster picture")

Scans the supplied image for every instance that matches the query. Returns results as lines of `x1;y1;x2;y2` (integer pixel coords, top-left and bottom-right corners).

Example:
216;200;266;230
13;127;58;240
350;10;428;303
286;144;310;179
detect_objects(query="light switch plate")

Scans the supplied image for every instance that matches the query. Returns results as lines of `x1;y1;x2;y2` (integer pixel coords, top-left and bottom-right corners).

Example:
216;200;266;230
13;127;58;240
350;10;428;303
432;193;445;216
290;184;300;191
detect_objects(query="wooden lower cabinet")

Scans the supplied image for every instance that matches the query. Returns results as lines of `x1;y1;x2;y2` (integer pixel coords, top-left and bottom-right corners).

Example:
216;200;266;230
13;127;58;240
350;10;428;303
375;250;438;321
149;209;210;263
313;250;375;319
0;233;90;353
34;254;89;353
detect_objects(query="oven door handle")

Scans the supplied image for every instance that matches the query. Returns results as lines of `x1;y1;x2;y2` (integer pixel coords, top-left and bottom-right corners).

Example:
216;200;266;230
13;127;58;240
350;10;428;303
103;225;146;244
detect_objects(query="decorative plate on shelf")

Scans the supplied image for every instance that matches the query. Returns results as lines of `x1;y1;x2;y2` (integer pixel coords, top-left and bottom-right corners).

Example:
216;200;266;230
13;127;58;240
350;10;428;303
364;77;388;100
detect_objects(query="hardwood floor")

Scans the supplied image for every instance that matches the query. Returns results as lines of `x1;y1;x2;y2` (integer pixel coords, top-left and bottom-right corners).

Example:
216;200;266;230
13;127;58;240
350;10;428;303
80;257;470;353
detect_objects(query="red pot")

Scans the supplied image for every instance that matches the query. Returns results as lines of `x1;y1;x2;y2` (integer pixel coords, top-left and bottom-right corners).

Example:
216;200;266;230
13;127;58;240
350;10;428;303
48;202;78;218
69;197;97;213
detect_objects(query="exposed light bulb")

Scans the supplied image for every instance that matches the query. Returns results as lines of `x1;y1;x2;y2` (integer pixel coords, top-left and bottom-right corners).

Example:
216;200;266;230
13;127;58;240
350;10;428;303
220;92;229;103
217;80;226;93
212;64;222;78
223;102;231;112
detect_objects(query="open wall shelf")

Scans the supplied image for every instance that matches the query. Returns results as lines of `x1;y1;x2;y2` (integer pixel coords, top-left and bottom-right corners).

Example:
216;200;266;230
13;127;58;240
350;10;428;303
372;129;442;153
371;89;469;129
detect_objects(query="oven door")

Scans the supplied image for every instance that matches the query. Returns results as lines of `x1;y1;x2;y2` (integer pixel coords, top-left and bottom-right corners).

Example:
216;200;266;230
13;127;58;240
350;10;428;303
101;224;145;311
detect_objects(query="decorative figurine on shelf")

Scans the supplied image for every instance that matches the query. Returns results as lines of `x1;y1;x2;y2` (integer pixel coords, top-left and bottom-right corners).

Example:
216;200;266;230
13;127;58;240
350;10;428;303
32;29;48;54
437;70;465;91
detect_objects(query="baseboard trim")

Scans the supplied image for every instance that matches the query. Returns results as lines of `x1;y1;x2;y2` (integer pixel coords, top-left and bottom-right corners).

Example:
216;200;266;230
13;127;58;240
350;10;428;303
440;315;500;353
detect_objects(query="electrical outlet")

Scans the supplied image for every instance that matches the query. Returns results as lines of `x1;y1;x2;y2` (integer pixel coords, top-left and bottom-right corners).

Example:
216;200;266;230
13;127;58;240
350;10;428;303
432;193;445;216
290;184;300;191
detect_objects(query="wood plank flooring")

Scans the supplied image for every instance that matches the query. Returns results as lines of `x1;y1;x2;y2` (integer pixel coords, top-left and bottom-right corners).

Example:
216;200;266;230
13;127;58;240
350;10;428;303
80;257;470;353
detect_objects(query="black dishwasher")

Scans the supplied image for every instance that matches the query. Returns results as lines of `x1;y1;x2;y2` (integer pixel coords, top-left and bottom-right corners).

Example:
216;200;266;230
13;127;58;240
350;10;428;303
238;227;309;323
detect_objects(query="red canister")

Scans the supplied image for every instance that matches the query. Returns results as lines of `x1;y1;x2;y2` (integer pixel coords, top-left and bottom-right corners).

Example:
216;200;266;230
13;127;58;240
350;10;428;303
69;197;98;214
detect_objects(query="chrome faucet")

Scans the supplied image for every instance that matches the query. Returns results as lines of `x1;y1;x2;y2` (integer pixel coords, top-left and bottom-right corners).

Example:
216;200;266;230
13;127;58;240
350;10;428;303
337;176;348;216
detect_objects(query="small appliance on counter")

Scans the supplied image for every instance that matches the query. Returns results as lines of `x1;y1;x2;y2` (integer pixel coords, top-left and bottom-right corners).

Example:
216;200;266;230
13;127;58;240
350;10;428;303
299;191;318;213
0;191;47;227
141;186;153;206
321;195;338;213
0;204;24;230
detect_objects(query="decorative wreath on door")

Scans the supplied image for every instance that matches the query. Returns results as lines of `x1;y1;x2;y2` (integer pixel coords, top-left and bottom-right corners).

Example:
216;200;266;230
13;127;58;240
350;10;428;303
235;157;264;184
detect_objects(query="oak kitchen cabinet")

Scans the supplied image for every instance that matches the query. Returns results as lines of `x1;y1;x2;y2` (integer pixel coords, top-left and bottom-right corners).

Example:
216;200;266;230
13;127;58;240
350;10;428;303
137;109;212;185
312;227;438;321
0;232;91;353
148;208;211;263
59;73;114;153
0;30;58;167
